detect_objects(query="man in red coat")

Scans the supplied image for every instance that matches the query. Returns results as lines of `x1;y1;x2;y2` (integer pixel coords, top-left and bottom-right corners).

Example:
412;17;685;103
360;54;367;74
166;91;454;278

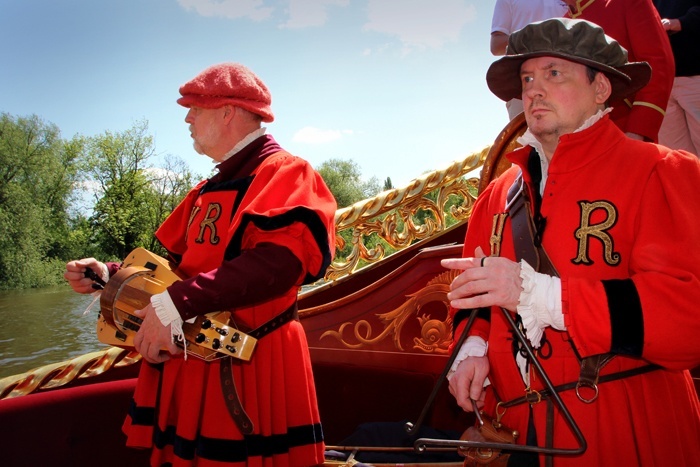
564;0;675;143
443;18;700;466
65;63;337;466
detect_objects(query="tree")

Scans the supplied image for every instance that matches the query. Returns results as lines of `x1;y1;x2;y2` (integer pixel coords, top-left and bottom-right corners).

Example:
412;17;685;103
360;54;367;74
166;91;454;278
317;158;381;208
80;120;201;261
0;113;79;288
0;114;200;289
141;155;199;254
82;120;159;260
383;177;393;191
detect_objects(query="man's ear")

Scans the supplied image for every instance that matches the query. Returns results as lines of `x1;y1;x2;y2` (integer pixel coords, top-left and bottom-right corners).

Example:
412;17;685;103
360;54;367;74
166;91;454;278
594;72;612;105
222;105;236;123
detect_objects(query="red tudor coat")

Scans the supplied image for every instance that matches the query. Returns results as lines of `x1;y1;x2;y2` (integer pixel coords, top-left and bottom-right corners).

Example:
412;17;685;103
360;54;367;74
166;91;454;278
567;0;675;142
453;117;700;466
122;135;336;467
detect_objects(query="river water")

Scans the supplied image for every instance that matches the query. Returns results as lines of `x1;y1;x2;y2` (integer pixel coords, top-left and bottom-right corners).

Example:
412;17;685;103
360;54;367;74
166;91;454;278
0;286;108;379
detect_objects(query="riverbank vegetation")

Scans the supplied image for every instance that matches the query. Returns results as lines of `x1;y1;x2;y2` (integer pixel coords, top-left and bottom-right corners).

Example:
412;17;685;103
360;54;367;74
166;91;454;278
0;112;383;290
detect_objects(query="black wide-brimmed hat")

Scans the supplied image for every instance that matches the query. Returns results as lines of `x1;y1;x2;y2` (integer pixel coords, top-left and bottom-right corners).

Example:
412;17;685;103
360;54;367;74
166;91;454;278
486;18;652;103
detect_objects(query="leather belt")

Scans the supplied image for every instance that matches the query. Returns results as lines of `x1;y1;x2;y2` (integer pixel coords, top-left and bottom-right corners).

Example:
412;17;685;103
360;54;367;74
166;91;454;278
219;302;299;434
500;363;660;409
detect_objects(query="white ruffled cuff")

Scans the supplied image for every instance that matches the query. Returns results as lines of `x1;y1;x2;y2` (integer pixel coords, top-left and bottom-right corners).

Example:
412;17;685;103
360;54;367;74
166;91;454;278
447;336;490;387
516;260;565;349
150;291;188;353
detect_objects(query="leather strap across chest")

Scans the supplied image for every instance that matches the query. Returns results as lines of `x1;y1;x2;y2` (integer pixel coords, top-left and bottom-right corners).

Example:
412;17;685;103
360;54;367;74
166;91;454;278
506;171;557;276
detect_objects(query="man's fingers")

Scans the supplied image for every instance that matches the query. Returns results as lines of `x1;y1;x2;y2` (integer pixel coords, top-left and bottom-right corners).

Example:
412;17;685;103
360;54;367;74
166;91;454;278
441;257;470;270
166;340;182;355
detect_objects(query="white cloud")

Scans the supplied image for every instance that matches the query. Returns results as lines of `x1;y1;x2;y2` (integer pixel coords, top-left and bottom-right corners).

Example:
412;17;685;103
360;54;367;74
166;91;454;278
177;0;274;21
292;126;352;144
280;0;349;29
364;0;476;50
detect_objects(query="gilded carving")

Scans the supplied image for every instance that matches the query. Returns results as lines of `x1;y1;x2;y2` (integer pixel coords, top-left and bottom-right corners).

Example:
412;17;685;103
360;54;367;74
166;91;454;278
326;148;487;281
0;347;141;399
320;270;459;353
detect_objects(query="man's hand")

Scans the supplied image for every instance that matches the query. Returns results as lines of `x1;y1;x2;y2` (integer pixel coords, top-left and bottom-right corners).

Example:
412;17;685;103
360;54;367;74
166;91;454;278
64;258;108;294
134;303;182;363
661;18;681;32
448;356;489;412
441;247;523;312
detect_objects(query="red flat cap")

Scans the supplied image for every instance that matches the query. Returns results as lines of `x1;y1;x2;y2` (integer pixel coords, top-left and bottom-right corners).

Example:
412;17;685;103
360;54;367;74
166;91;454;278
177;63;274;122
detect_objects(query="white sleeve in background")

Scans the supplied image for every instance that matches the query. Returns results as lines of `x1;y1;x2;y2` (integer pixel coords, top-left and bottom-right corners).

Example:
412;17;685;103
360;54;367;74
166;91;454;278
491;0;513;34
492;0;569;35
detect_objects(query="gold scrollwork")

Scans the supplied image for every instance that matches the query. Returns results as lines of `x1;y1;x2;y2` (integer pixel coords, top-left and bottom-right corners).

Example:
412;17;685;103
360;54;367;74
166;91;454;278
325;148;488;281
320;270;459;353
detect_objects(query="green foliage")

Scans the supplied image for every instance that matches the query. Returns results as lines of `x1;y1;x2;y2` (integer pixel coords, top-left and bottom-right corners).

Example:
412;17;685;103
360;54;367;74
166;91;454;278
0;113;418;289
383;177;393;191
317;158;381;208
0;113;80;289
83;120;157;259
141;156;198;254
80;121;200;261
0;114;199;289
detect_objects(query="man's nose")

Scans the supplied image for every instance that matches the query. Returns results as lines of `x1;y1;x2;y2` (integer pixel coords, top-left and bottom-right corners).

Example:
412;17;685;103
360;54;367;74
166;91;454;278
524;82;544;100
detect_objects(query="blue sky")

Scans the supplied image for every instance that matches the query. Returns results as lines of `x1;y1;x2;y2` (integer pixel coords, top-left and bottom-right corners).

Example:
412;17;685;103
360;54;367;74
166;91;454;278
1;0;508;188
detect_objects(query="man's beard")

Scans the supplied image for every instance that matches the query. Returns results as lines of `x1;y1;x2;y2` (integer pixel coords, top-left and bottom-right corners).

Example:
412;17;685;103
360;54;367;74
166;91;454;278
192;140;205;155
190;125;217;156
527;100;561;139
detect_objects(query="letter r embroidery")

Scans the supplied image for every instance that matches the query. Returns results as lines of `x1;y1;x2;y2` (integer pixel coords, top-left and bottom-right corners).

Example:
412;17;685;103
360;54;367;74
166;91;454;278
195;203;222;245
572;200;620;266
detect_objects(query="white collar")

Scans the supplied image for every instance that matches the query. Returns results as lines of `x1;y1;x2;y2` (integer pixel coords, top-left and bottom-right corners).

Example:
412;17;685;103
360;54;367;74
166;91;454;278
217;127;267;164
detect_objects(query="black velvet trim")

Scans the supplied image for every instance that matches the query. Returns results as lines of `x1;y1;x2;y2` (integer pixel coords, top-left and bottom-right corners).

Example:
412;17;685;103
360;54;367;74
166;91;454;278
199;174;253;195
225;207;333;284
602;279;644;357
127;399;156;426
199;175;254;223
152;423;324;462
453;307;491;336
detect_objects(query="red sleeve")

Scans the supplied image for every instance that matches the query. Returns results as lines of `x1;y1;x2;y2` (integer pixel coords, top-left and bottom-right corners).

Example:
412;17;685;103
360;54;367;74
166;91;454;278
155;179;208;257
571;0;675;142
623;0;675;141
167;243;302;320
229;152;337;284
564;149;700;370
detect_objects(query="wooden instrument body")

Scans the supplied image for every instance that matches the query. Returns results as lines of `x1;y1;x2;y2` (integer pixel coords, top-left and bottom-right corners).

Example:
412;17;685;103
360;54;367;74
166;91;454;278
96;248;257;361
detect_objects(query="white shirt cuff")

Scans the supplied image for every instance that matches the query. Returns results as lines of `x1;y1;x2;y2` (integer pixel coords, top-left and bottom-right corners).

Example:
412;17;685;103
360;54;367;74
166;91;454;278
516;260;565;349
150;291;192;343
447;335;490;387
